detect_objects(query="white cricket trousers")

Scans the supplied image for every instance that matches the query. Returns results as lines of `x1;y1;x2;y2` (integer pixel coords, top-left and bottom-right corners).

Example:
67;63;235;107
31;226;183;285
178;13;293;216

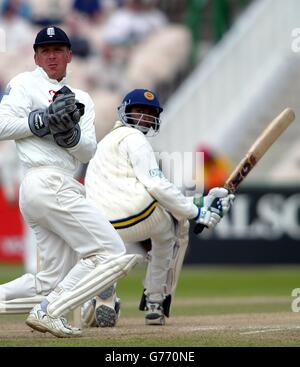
118;205;177;300
0;167;125;301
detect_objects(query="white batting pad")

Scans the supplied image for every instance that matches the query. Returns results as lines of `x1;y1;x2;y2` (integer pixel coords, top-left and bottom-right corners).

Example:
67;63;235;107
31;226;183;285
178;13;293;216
0;295;44;314
47;254;143;318
166;219;189;296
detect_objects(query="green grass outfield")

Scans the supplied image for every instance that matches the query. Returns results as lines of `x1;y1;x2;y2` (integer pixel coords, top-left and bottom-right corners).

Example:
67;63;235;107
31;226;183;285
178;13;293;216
0;264;300;347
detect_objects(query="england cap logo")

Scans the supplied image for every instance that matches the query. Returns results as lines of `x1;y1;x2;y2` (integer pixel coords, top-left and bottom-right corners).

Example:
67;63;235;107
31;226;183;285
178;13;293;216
47;27;55;38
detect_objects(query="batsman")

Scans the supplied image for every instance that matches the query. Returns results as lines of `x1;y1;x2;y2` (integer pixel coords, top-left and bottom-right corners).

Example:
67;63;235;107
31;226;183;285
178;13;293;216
84;89;235;327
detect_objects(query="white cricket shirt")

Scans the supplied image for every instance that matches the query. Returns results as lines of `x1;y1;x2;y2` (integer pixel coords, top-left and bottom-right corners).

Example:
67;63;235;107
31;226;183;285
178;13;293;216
0;67;97;174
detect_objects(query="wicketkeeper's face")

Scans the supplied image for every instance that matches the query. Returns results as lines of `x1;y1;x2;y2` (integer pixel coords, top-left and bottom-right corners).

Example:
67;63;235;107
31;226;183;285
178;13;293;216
34;44;72;81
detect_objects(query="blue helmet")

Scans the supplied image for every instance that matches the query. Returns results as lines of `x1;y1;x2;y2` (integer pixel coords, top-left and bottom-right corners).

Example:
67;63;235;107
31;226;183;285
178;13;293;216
118;89;163;136
33;26;71;51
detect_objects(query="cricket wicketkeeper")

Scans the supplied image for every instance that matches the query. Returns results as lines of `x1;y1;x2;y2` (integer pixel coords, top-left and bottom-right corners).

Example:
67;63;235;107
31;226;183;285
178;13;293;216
0;26;141;338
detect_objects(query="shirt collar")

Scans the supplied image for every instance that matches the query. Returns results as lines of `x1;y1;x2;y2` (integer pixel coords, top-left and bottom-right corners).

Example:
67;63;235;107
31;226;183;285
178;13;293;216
35;66;68;85
112;121;125;131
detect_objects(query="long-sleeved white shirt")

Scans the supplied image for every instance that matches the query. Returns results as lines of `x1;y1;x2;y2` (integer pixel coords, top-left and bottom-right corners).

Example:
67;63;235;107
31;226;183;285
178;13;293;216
0;141;21;201
0;67;97;174
121;130;198;220
85;122;198;221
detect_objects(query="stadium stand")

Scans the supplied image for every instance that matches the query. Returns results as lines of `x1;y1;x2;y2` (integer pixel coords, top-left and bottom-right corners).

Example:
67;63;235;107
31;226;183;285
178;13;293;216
152;0;300;185
0;0;251;141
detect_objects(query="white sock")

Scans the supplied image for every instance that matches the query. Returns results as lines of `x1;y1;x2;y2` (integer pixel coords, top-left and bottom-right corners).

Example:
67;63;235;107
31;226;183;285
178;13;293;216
40;299;49;313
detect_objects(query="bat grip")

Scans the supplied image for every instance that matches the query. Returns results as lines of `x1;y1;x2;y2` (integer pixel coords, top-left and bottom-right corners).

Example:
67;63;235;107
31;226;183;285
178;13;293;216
194;223;206;234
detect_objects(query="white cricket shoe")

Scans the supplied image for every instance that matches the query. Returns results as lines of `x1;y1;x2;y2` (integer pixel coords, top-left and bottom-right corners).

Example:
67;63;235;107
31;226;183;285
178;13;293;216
94;285;121;327
145;301;165;325
26;304;82;338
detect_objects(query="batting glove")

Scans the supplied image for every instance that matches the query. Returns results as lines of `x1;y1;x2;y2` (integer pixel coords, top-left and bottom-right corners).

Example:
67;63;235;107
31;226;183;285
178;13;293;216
193;206;222;229
218;193;235;215
194;187;235;217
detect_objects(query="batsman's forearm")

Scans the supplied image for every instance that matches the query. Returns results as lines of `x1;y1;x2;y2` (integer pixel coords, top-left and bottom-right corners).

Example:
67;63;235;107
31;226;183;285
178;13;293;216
147;178;198;220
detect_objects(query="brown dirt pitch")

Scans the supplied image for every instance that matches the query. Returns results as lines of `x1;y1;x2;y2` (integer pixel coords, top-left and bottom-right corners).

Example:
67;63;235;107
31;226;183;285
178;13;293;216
1;299;300;347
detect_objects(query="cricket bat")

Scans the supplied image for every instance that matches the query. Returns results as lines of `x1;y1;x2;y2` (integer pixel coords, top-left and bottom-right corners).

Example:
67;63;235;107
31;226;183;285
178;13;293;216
194;107;296;234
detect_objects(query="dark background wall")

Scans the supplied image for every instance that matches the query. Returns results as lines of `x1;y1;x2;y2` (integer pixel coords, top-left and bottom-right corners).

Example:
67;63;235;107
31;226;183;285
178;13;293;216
186;186;300;264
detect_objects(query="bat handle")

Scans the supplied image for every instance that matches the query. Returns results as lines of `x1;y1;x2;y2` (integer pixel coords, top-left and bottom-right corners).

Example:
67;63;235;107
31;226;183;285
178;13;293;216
194;223;206;234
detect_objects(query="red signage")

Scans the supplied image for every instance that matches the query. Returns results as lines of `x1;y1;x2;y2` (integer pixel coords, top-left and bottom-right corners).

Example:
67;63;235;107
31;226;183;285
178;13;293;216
0;187;24;262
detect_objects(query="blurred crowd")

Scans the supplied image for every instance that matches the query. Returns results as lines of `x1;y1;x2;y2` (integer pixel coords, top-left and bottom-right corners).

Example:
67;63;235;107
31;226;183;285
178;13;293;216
0;0;192;140
0;1;192;270
195;144;232;194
